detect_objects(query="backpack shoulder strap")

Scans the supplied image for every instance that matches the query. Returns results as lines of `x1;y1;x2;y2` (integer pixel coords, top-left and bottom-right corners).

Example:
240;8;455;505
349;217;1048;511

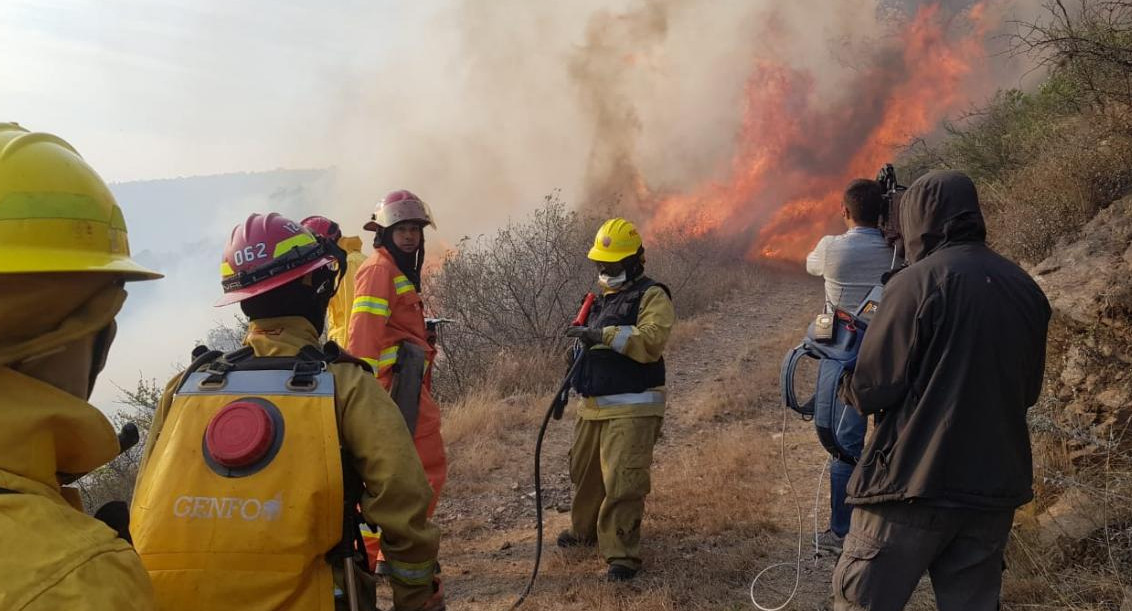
173;345;227;393
321;340;375;375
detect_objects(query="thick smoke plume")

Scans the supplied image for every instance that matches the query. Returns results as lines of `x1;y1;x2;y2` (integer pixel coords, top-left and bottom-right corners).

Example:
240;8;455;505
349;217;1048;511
324;0;1036;260
563;0;1038;259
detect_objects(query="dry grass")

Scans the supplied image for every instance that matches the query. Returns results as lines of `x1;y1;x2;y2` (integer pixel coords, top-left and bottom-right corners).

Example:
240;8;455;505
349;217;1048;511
665;315;711;352
424;268;827;610
686;310;811;423
443;388;548;496
651;426;777;537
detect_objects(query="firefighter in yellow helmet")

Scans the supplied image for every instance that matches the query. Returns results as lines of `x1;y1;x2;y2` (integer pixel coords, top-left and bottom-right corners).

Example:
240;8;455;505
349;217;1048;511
130;213;442;610
557;218;675;581
0;122;160;610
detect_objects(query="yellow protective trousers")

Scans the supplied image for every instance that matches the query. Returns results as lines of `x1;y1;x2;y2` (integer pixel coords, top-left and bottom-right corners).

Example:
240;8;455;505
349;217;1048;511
132;368;345;611
568;415;663;570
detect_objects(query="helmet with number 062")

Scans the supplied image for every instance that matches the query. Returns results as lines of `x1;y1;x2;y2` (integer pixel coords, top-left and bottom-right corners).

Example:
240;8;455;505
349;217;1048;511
216;213;336;306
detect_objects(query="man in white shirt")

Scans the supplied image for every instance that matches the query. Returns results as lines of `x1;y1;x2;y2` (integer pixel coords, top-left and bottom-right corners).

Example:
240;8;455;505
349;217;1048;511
805;179;894;554
807;180;896;313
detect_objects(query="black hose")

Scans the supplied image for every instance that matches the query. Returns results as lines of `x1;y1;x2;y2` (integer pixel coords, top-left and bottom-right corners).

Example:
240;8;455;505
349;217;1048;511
511;352;585;609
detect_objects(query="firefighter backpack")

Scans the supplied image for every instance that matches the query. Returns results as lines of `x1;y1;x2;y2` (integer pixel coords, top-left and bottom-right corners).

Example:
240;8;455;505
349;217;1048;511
131;344;366;611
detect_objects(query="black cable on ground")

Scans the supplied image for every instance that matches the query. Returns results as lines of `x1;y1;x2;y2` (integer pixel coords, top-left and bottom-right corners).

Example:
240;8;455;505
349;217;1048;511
511;353;585;610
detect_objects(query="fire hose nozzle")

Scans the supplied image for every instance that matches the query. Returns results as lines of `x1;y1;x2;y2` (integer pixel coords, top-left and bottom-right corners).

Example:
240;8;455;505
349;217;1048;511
571;293;596;327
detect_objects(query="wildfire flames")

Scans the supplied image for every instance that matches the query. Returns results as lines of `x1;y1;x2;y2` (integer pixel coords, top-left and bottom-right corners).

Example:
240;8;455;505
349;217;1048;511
638;2;990;261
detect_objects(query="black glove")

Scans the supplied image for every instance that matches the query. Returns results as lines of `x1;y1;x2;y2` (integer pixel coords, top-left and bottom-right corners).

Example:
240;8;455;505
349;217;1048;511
565;325;604;346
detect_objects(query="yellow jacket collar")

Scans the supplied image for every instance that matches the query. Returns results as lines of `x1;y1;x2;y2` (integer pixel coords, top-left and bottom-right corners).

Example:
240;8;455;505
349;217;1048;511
0;367;119;506
338;235;363;254
244;316;321;356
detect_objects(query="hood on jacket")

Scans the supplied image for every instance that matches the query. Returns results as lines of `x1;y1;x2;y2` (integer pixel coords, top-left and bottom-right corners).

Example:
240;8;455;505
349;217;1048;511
338;235;364;254
0;274;126;500
900;170;987;263
243;316;321;356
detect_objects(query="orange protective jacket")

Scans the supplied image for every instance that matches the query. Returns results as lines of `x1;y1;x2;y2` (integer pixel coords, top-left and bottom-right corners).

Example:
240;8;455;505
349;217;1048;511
346;247;440;438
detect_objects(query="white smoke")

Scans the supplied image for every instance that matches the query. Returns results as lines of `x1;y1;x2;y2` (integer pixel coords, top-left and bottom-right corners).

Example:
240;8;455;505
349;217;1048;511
25;0;1040;411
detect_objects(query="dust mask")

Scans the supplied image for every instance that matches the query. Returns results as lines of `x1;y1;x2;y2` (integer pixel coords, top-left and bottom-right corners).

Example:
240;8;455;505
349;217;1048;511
598;271;627;291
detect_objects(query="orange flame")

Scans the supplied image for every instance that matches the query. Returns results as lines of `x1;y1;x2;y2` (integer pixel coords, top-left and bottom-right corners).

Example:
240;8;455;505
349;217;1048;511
638;2;991;262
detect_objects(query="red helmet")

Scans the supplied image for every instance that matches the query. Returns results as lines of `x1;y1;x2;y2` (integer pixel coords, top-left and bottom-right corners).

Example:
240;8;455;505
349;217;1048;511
216;213;336;306
300;215;342;242
363;189;435;232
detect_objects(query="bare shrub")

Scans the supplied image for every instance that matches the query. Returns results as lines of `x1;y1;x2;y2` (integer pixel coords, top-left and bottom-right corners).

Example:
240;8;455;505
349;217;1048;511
647;223;763;317
984;119;1132;262
1013;0;1132;111
79;377;162;512
427;193;593;399
205;314;249;352
902;92;1132;264
901;0;1132;264
427;193;761;401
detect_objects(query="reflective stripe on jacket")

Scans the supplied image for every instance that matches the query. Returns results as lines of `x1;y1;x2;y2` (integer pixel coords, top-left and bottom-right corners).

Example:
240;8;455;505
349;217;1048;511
346;248;441;437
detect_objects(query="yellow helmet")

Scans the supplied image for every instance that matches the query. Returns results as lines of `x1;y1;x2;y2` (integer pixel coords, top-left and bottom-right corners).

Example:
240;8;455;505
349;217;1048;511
0;123;160;279
588;217;643;263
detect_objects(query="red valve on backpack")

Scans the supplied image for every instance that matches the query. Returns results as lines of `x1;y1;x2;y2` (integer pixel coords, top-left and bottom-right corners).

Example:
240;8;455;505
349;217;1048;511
571;293;595;327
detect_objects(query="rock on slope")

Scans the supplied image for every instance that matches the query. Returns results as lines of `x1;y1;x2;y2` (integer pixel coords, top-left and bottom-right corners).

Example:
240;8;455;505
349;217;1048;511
1025;194;1132;572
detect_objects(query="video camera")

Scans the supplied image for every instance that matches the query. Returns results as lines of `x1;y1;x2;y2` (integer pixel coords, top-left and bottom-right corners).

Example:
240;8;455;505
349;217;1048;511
875;163;907;261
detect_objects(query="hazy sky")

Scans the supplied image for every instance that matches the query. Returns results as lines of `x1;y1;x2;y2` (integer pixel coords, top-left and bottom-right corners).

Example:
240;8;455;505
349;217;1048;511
1;0;437;181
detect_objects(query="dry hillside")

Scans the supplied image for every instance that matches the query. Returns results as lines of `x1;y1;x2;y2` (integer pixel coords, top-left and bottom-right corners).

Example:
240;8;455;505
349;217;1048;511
373;267;942;610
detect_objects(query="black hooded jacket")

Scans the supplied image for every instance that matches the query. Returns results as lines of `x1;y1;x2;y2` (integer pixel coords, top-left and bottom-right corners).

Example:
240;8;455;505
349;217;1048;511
846;171;1051;509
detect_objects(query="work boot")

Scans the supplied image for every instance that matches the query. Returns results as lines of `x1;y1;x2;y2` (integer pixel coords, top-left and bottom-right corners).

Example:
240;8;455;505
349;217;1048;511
606;564;638;582
556;530;594;548
815;529;844;556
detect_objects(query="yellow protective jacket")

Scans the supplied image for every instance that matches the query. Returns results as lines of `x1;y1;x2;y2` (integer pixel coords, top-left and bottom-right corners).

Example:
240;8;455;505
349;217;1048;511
578;284;675;421
135;317;439;611
327;236;366;348
0;367;155;611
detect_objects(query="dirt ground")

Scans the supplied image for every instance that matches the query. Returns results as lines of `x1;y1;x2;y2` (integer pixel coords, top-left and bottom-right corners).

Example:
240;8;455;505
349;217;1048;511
385;265;932;610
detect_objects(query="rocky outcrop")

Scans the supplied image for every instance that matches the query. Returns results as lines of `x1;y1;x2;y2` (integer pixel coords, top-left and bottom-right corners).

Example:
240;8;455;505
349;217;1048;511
1026;194;1132;556
1032;194;1132;332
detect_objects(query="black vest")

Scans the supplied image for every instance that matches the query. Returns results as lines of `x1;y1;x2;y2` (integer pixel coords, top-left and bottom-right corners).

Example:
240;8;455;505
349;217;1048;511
574;277;670;397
